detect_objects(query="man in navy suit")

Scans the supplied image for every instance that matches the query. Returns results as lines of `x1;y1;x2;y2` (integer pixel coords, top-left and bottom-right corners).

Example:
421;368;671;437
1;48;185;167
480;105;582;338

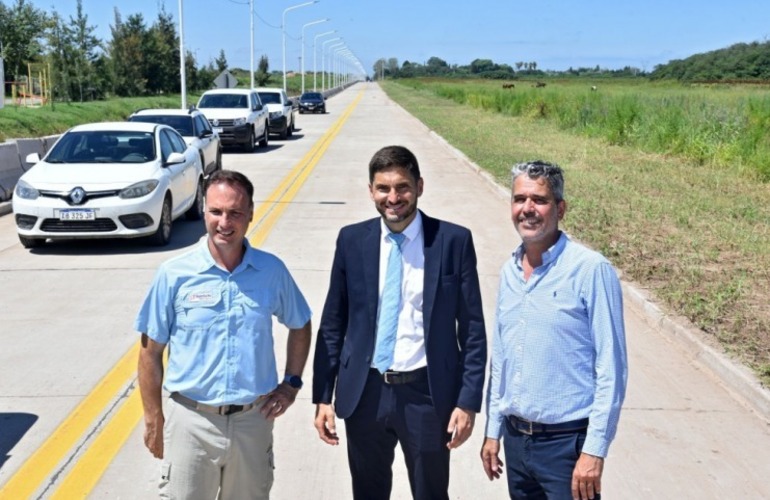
313;145;487;500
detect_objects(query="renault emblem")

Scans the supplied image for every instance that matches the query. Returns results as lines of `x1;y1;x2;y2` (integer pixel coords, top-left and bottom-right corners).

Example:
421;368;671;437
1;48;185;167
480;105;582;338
69;187;86;205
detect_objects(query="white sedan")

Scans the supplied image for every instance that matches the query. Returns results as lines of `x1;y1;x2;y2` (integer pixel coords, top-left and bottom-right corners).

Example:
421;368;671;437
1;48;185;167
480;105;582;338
13;121;204;248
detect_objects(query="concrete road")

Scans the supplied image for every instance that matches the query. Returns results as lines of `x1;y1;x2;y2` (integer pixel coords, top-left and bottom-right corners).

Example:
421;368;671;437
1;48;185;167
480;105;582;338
0;83;768;499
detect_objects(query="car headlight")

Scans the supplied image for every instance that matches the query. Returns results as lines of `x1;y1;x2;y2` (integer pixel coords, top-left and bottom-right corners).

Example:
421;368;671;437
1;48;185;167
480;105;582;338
232;117;248;127
119;179;159;199
15;180;39;200
269;111;282;120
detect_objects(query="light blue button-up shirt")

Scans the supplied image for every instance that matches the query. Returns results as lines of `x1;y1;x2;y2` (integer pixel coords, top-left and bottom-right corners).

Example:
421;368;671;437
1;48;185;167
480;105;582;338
485;232;627;457
135;239;312;406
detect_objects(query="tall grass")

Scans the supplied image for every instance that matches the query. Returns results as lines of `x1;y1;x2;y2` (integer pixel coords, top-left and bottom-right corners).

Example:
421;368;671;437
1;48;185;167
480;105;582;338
396;78;770;180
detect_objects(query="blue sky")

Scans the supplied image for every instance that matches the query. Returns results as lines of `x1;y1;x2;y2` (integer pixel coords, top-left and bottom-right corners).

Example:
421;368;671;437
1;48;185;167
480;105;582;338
29;0;770;75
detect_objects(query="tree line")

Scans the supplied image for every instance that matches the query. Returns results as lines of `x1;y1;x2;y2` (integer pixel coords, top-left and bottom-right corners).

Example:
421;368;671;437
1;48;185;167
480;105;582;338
650;40;770;82
0;0;245;102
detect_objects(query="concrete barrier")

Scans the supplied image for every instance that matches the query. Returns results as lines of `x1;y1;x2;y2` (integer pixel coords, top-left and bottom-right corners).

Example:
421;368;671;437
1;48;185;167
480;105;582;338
0;142;24;201
16;138;46;171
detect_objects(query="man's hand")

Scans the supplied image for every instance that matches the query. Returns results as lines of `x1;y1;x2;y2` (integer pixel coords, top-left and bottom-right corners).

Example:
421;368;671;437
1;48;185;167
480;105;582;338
314;403;339;445
260;382;299;420
480;437;503;480
143;414;165;459
446;407;475;449
571;453;604;500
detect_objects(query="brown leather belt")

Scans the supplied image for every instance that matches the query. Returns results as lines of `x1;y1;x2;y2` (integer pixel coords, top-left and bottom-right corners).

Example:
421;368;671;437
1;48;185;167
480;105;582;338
507;415;589;435
171;392;259;416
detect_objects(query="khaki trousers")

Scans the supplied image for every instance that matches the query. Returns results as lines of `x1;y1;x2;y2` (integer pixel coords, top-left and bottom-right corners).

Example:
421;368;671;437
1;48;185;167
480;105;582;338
160;395;274;499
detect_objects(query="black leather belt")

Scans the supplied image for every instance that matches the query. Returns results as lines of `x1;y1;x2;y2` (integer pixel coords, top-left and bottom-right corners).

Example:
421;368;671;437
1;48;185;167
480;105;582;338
508;415;589;435
373;367;428;385
171;392;259;416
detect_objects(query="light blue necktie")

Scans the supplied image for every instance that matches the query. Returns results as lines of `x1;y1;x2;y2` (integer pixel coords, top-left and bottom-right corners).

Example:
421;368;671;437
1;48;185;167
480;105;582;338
373;232;406;373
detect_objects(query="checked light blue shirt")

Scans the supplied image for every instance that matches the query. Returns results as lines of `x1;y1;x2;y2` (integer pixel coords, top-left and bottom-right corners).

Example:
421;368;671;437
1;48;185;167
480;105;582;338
135;239;312;406
485;232;628;457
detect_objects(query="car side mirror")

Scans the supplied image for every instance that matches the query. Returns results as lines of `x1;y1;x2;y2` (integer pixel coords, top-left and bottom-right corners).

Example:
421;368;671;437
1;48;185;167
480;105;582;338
26;152;41;163
200;130;213;138
165;152;186;166
255;103;263;111
287;99;294;106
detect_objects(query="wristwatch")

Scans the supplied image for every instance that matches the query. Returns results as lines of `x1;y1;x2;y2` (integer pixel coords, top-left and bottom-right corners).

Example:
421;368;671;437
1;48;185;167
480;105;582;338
283;374;303;389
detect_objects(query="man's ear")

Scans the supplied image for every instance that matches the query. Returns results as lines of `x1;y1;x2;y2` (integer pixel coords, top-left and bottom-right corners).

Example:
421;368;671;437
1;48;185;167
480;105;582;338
417;177;424;197
557;200;567;220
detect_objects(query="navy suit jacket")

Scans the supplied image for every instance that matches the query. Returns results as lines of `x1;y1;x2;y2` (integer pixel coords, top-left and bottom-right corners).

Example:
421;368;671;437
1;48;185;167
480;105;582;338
313;211;487;420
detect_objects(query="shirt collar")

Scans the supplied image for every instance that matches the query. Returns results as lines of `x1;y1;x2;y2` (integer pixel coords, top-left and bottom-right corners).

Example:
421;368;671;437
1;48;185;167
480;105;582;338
380;211;422;243
514;231;568;270
193;238;260;273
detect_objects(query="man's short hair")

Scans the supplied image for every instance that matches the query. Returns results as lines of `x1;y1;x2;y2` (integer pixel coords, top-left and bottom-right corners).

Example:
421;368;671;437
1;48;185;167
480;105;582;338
368;145;421;184
511;160;565;202
205;169;254;202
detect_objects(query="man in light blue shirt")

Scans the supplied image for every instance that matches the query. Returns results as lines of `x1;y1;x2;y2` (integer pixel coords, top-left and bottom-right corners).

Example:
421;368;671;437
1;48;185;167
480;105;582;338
137;170;312;499
481;161;627;500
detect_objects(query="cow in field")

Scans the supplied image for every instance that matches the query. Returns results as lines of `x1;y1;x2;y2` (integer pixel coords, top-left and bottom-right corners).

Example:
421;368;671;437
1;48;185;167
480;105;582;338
502;83;515;89
533;81;546;88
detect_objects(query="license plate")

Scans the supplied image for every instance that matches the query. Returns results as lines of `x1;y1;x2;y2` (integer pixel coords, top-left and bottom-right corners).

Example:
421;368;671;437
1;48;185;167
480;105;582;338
58;209;95;221
213;127;223;134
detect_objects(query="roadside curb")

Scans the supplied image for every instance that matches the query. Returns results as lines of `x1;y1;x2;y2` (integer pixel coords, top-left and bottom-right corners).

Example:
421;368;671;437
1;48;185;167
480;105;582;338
411;109;770;421
0;201;11;217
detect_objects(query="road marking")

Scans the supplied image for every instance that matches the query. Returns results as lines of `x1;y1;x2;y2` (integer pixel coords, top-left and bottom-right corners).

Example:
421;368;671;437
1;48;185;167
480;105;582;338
0;344;139;499
0;88;365;498
247;90;364;246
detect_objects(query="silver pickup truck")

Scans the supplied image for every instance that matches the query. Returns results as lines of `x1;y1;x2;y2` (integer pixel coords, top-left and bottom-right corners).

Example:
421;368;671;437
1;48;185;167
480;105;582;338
197;88;269;152
255;87;297;140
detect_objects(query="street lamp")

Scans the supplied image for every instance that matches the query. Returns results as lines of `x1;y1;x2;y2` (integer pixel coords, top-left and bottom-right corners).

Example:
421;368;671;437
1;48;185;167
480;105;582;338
177;0;186;108
324;42;344;92
282;1;318;91
301;19;329;94
313;30;336;91
320;37;341;92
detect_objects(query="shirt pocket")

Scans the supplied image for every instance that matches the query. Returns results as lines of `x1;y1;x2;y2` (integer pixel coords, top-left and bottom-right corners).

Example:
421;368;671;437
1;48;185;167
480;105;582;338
240;289;274;333
175;287;224;331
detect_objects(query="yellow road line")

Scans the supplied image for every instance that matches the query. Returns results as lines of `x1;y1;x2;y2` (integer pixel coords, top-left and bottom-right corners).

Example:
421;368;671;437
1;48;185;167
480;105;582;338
35;88;365;498
0;344;139;499
247;90;364;246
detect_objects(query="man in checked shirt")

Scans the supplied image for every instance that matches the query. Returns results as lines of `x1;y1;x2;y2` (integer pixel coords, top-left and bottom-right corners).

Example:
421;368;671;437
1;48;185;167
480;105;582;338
481;161;628;500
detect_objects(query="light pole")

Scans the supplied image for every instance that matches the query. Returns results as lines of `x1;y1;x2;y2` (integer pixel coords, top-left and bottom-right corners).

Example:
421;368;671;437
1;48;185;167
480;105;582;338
301;19;328;94
249;0;255;88
324;42;344;92
177;0;186;108
282;1;318;92
320;37;341;93
313;30;336;91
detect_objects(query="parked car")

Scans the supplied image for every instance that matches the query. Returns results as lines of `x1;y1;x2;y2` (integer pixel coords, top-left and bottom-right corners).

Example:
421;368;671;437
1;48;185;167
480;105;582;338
128;107;222;177
255;87;296;139
298;92;326;114
197;88;269;152
12;121;204;249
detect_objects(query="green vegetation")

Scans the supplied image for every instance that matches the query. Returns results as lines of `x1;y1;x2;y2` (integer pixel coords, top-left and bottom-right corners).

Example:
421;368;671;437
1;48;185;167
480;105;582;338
651;41;770;81
381;78;770;385
394;78;770;180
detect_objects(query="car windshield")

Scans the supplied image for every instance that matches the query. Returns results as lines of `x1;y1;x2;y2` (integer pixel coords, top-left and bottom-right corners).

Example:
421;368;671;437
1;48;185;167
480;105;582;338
301;93;322;101
46;131;156;164
130;115;193;136
258;92;281;104
198;93;249;109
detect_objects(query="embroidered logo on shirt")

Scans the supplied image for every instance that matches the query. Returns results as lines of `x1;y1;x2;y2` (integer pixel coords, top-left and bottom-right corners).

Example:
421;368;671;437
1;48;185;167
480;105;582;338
182;290;220;307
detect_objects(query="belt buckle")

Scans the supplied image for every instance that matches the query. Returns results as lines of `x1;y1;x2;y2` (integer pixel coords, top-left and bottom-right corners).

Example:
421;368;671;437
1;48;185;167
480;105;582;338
516;418;534;435
220;404;243;416
383;371;395;384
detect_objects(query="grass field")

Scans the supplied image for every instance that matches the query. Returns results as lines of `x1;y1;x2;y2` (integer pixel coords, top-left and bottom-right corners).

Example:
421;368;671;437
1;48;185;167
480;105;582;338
381;78;770;385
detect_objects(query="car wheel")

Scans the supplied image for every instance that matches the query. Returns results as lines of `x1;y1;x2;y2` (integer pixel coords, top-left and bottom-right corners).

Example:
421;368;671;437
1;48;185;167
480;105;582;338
259;127;269;148
279;121;289;140
19;235;44;249
287;118;294;137
243;128;256;153
185;178;204;221
299;109;304;114
148;196;172;246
